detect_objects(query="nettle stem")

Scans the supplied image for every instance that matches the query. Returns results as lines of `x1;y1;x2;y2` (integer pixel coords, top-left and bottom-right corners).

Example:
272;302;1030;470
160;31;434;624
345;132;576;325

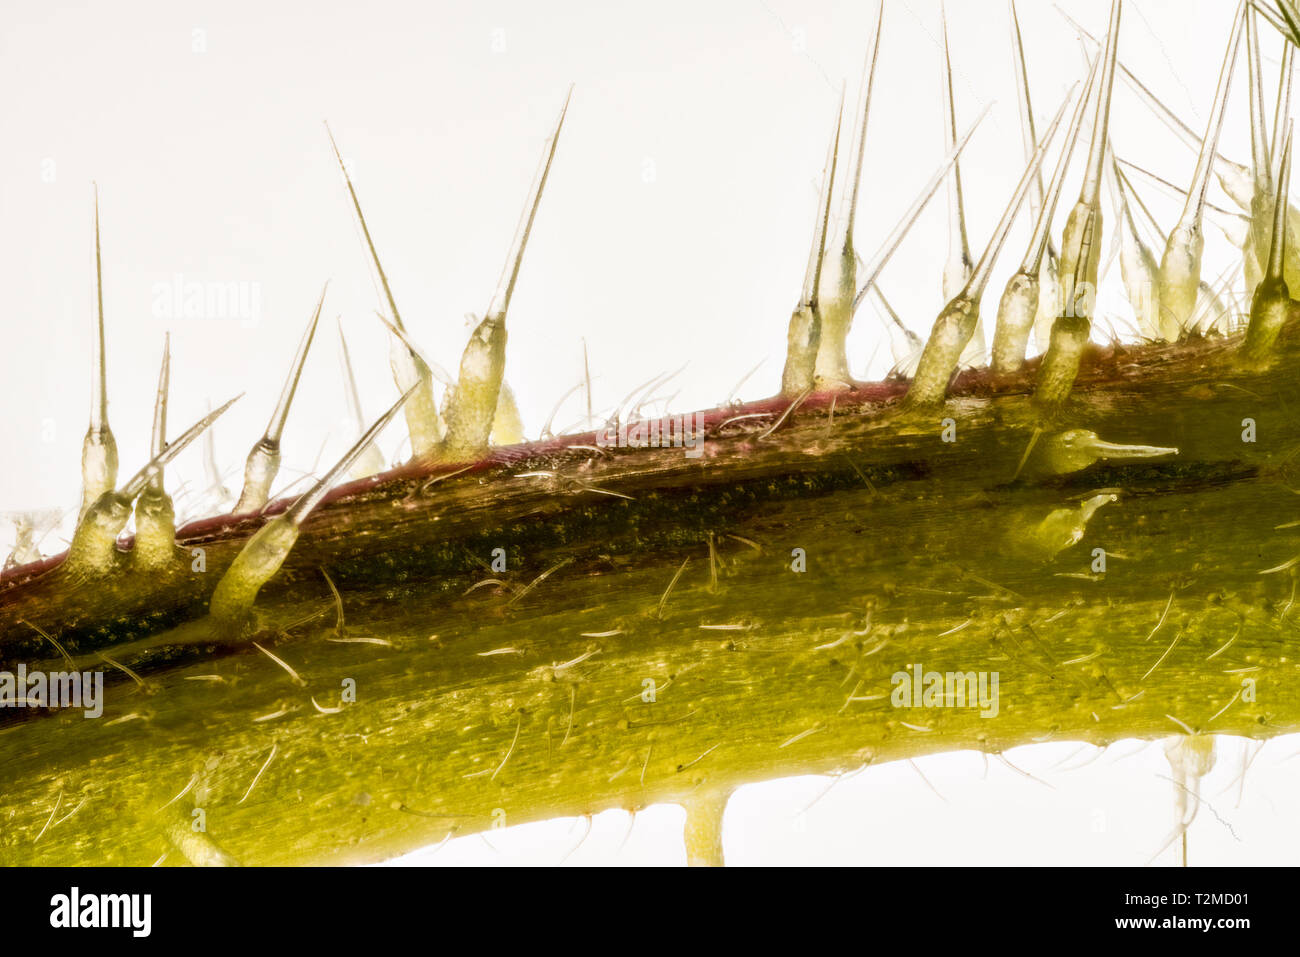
2;332;1299;865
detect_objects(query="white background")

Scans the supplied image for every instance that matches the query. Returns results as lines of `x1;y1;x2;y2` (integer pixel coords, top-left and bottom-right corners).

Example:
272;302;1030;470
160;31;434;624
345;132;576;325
2;0;1297;864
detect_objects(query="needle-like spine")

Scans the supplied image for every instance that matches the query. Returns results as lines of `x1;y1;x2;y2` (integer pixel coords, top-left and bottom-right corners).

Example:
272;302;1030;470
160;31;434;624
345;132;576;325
1243;122;1296;362
1010;1;1050;240
336;318;388;480
1059;6;1256;208
940;3;973;305
848;105;993;322
208;386;415;633
1108;146;1162;340
1010;0;1066;354
1114;158;1253;335
442;88;571;454
909;90;1071;404
65;397;242;576
814;6;885;389
80;185;118;522
939;5;984;367
1272;40;1295;189
992;52;1100;373
232;284;326;514
1034;0;1122;408
133;335;178;569
1247;6;1278;290
327;122;443;455
1157;3;1245;338
781;89;844;397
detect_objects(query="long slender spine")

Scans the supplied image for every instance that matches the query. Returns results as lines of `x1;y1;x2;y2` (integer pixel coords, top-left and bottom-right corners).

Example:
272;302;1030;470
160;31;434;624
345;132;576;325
1243;122;1295;362
870;284;925;376
1109;148;1162;340
1114;160;1249;334
780;91;844;397
1035;0;1122;409
848;106;992;321
232;284;326;514
442;89;572;454
1116;159;1249;240
1271;36;1298;293
908;92;1069;404
940;4;973;304
1009;0;1064;354
1060;7;1255;208
1058;0;1120;314
1157;3;1245;339
1248;5;1273;194
150;334;170;488
940;5;984;367
1118;155;1263;293
1260;0;1300;44
1247;6;1278;293
209;386;415;634
992;52;1100;373
133;335;177;569
326;123;442;455
65;397;242;577
814;6;884;389
1010;0;1049;239
80;185;118;522
1272;42;1295;188
336;319;389;480
1069;4;1300;297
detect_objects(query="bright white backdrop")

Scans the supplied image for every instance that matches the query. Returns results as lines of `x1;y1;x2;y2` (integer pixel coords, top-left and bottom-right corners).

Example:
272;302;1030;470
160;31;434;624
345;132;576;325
2;0;1297;865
